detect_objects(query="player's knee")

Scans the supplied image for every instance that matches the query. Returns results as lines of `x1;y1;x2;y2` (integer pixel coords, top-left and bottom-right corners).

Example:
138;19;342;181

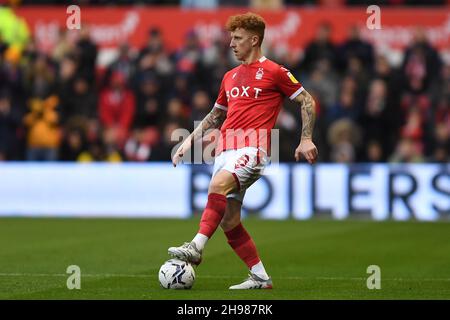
208;184;225;195
209;181;231;195
209;170;239;195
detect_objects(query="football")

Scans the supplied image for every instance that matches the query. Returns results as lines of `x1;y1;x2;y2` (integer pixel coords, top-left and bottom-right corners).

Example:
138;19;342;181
158;259;196;289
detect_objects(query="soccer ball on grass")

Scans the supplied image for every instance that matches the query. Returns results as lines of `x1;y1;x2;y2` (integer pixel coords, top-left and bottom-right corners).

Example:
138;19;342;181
158;258;196;289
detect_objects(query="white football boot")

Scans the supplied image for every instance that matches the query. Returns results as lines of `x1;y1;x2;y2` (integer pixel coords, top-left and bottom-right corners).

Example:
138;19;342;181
168;242;202;265
229;273;273;290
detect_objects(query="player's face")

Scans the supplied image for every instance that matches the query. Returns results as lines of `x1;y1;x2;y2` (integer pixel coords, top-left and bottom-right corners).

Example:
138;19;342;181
229;28;258;61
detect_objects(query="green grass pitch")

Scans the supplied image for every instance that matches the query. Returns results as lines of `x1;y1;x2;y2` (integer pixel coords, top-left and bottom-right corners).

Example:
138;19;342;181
0;217;449;299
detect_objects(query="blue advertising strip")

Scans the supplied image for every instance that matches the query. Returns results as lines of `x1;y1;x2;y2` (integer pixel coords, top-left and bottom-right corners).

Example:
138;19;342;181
0;163;448;220
0;162;190;218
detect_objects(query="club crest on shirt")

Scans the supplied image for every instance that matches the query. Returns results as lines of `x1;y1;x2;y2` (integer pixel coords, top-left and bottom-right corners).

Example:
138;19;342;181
255;68;264;80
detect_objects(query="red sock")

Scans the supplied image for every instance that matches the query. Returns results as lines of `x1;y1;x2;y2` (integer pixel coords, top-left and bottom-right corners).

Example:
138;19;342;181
198;193;227;238
224;223;260;269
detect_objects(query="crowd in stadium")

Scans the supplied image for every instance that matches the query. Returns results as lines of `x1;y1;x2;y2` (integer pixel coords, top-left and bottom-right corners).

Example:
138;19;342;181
0;16;448;163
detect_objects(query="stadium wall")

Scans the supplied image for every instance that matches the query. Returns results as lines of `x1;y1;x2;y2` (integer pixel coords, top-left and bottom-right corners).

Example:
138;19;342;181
14;6;450;66
0;163;448;220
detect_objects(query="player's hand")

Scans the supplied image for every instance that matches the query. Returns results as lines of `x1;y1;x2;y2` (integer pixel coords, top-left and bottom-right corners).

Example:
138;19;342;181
172;140;190;167
295;139;318;164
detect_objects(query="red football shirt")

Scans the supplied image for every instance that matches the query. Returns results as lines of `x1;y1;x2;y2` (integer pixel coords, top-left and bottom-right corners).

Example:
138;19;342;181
214;56;303;154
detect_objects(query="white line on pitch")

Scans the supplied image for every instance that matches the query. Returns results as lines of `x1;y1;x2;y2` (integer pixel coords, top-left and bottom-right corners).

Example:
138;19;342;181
0;273;449;281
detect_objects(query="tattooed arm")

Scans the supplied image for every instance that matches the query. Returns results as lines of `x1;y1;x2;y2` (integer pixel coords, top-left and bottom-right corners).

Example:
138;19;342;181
172;106;227;167
293;89;318;164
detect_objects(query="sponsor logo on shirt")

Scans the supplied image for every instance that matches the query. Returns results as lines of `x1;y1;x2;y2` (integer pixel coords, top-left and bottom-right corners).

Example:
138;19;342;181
226;86;262;100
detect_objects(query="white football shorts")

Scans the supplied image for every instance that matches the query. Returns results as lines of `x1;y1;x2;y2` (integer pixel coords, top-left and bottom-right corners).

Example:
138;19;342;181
212;147;269;203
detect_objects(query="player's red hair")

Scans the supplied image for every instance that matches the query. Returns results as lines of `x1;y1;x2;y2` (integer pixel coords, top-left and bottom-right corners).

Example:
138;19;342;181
226;12;266;47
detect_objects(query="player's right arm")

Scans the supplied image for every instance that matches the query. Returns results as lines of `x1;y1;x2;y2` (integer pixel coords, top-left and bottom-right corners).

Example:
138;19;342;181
172;106;227;167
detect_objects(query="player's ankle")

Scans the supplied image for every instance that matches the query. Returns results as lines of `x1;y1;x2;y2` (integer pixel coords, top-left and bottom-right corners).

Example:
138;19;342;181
192;233;208;252
250;261;269;280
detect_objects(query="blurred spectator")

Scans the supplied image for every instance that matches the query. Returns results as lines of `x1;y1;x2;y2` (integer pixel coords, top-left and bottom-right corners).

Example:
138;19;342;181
167;96;189;128
327;76;361;123
103;43;136;87
99;71;136;150
327;118;362;163
57;54;78;84
125;70;164;162
60;74;98;124
0;6;30;51
389;138;425;163
59;71;100;155
338;25;374;73
428;123;449;163
0;93;21;160
75;26;98;85
302;59;339;110
173;30;207;90
77;138;122;162
402;27;442;91
124;127;159;162
400;107;424;141
149;121;181;161
330;141;355;163
174;30;202;75
374;55;393;83
23;95;60;161
190;90;211;124
52;29;75;63
300;22;337;73
24;53;56;99
169;72;194;107
140;28;164;56
1;44;26;108
137;27;174;78
398;91;432;155
359;79;397;157
59;127;87;161
428;63;449;162
134;72;164;127
345;55;371;100
364;140;384;163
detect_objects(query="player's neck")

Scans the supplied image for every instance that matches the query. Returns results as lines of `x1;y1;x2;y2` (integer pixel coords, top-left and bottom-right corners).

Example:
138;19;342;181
242;49;263;65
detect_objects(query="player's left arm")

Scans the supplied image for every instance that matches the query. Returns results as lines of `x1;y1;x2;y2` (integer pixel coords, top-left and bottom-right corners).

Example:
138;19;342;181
293;89;318;164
